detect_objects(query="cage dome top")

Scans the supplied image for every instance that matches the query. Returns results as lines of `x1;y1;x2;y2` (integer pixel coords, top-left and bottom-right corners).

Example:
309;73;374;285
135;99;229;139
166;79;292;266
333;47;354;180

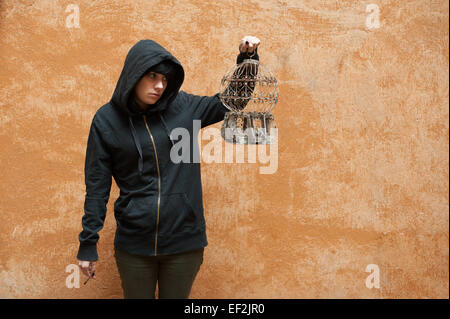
219;59;279;113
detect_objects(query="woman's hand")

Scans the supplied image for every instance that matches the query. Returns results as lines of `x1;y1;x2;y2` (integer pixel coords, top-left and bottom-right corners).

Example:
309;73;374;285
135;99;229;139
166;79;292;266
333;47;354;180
239;35;260;54
78;259;97;279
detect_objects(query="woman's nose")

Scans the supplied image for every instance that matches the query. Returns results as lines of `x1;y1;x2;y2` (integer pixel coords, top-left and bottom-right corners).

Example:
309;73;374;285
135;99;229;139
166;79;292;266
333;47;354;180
155;80;164;90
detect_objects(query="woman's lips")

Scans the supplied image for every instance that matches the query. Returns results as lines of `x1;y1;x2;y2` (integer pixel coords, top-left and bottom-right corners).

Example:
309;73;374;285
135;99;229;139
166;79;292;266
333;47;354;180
148;93;160;98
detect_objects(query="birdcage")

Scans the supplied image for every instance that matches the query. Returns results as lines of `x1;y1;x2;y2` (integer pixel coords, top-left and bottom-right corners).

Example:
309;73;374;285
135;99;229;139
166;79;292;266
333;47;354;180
219;59;278;144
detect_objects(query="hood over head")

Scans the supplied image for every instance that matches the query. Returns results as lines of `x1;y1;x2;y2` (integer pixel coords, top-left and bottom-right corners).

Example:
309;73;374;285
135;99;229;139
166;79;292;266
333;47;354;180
110;40;184;176
111;39;185;116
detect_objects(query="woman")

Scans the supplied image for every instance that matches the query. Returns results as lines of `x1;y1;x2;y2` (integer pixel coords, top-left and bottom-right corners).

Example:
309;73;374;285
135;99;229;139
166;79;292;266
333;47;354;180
77;36;260;298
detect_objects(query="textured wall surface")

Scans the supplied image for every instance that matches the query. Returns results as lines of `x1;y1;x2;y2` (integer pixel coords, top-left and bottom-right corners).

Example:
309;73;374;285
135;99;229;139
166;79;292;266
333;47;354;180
0;0;448;298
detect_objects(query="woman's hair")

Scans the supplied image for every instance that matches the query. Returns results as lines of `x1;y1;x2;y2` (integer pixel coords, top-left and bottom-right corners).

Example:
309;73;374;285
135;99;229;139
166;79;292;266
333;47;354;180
147;60;177;84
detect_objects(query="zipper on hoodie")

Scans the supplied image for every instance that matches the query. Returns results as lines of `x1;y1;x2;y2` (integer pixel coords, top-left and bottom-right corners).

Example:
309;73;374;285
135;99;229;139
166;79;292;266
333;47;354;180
143;115;161;256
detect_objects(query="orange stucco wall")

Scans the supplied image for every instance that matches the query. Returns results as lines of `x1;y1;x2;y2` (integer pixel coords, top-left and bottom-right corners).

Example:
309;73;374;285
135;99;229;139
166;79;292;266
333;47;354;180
0;0;448;298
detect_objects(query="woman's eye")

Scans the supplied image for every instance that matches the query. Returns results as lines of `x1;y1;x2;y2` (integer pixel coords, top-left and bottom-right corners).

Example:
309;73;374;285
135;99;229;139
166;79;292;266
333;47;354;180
147;73;167;82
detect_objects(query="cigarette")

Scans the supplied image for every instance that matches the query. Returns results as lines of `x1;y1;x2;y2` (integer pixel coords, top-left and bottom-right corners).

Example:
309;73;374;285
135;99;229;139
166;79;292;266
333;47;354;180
83;272;95;285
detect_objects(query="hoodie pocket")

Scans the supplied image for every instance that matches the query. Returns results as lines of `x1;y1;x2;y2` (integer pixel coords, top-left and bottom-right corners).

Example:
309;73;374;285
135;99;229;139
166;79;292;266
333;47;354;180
117;196;156;236
158;193;201;236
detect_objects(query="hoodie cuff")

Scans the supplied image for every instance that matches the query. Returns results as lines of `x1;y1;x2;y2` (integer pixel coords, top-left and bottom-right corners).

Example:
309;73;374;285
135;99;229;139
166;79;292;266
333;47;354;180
77;244;98;261
237;49;259;64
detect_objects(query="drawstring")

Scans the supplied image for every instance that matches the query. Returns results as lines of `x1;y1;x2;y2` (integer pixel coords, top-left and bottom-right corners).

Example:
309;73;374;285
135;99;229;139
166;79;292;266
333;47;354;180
128;116;144;176
128;112;174;176
159;112;175;147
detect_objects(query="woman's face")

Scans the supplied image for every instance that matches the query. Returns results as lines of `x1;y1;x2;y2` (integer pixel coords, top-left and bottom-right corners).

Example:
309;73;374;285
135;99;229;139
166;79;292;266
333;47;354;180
134;71;168;108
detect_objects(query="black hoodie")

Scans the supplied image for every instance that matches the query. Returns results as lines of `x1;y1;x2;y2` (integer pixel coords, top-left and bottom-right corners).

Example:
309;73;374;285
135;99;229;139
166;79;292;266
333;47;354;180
77;39;258;260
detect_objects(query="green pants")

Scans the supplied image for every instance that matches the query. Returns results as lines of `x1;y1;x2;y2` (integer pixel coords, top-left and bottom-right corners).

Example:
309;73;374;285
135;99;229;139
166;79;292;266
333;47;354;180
114;247;204;299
